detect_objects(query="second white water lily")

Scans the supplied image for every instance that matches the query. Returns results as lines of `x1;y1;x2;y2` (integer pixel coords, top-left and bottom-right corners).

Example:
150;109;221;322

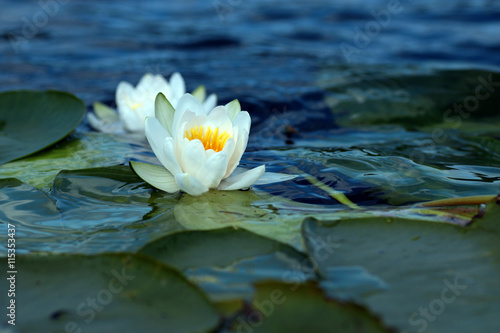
131;93;296;196
88;72;217;133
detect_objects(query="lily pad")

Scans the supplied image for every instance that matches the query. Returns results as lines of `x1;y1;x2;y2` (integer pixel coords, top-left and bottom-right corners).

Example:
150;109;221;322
139;227;306;270
7;253;219;333
0;90;85;165
0;131;150;189
139;228;313;301
0;178;60;227
0;179;68;254
227;281;392;333
7;161;481;256
322;68;500;128
173;190;306;249
48;165;182;253
302;198;500;333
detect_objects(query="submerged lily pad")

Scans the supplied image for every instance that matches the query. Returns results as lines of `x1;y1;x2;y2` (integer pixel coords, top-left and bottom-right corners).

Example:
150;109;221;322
302;198;500;332
8;253;219;333
173;190;306;248
227;281;392;333
139;228;313;301
139;227;306;270
48;165;182;253
0;178;60;226
0;90;85;165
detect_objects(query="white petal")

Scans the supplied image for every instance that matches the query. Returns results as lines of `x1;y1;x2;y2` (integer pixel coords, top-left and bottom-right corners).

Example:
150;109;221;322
254;172;298;185
145;117;170;168
225;129;249;177
116;82;144;132
87;112;104;131
119;104;144;132
130;161;180;193
222;136;236;154
137;74;172;104
225;99;241;122
218;165;265;191
207;106;233;134
155;93;175;136
232;111;251;134
192;85;206;102
196;152;229;189
185;114;208;133
116;81;135;103
221;137;236;176
87;113;123;134
170;72;186;99
151;75;171;94
172;94;206;134
181;139;206;175
138;73;166;91
174;121;189;161
163;137;183;175
175;173;209;196
203;93;217;112
136;73;155;90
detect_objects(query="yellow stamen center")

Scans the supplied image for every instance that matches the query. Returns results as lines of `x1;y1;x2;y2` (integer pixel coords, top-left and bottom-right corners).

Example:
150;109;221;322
185;126;231;152
130;102;142;110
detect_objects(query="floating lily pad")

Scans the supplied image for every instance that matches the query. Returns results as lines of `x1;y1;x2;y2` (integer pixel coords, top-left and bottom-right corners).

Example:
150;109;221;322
139;228;313;301
139;227;305;269
173;190;306;248
7;160;480;256
0;178;60;226
0;132;150;189
227;281;392;333
0;90;85;165
302;198;500;332
0;178;68;254
322;68;500;128
7;253;219;333
49;165;182;253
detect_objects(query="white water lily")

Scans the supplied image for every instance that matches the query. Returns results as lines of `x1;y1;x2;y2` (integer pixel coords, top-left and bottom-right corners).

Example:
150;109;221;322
131;93;296;196
88;72;217;133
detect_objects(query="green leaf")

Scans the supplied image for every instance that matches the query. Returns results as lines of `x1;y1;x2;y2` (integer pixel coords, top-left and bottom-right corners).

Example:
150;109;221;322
470;195;500;232
0;178;60;225
173;190;306;249
225;99;241;121
139;228;312;301
0;175;176;254
49;165;182;253
191;85;206;102
154;92;175;135
173;188;481;251
93;102;119;123
301;199;500;333
140;227;305;270
0;132;137;189
130;161;179;193
9;253;219;333
51;165;179;222
322;68;500;128
0;90;85;165
228;282;392;333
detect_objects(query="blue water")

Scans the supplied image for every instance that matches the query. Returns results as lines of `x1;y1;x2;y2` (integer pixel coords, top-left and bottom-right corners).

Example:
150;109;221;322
3;4;500;331
1;0;499;103
2;0;500;250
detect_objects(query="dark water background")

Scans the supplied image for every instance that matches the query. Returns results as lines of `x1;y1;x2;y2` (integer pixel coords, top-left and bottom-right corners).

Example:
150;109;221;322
2;0;499;102
1;0;500;208
2;4;500;331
